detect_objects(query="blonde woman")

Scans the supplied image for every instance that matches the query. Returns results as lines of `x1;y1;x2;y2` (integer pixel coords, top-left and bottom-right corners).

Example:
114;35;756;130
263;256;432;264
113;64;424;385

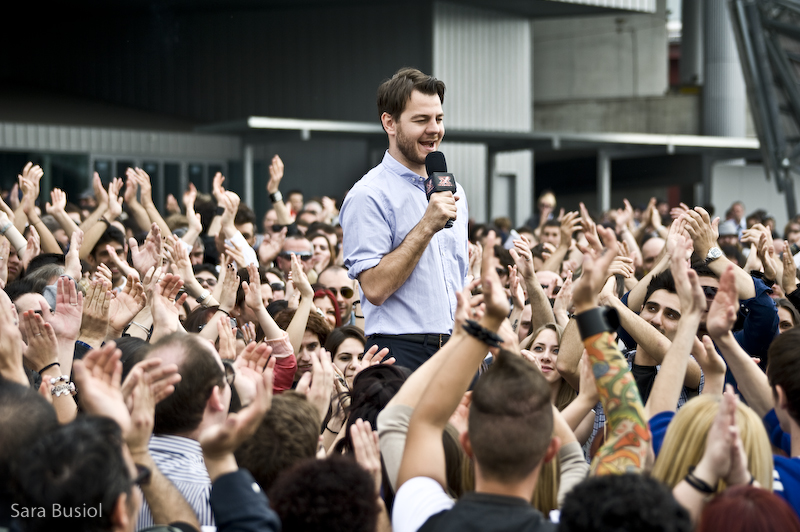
652;393;773;491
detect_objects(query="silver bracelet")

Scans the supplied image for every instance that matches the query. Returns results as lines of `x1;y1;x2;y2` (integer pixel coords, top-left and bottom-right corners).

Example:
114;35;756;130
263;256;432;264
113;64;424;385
50;375;77;397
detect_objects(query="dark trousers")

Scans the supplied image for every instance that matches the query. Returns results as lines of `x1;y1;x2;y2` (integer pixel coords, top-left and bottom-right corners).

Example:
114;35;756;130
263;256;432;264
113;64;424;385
365;334;450;373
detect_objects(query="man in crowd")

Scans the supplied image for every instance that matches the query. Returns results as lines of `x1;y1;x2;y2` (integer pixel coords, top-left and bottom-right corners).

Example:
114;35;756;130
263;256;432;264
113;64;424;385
340;67;468;371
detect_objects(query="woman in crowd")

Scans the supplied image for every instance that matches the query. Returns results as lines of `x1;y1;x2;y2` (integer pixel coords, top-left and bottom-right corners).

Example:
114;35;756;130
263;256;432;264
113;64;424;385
309;231;335;275
314;288;340;329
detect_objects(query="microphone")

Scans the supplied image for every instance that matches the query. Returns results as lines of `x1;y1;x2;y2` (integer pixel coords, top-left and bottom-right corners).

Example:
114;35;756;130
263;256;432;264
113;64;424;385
425;151;457;229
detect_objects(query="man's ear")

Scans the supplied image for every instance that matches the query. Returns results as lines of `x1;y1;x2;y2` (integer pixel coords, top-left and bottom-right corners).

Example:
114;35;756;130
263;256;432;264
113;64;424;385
542;436;560;464
207;385;226;413
111;492;130;532
381;112;395;137
459;431;474;459
777;385;789;411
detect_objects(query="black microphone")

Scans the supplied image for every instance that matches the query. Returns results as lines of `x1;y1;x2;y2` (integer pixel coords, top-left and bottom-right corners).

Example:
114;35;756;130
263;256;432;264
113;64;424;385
425;151;457;229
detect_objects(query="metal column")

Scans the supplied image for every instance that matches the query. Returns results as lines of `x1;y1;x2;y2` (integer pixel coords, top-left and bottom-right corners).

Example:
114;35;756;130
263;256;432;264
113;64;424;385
243;144;254;208
597;151;611;214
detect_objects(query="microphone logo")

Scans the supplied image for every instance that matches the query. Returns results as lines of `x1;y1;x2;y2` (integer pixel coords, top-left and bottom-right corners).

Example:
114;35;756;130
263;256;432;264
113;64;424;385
437;175;452;187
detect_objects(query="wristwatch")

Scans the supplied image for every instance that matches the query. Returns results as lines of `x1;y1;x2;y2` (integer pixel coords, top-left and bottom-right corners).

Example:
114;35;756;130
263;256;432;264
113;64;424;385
704;247;722;265
269;191;283;204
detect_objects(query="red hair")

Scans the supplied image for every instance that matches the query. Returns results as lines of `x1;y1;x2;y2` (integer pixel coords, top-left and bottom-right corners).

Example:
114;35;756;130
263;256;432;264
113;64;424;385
313;288;341;327
699;485;800;532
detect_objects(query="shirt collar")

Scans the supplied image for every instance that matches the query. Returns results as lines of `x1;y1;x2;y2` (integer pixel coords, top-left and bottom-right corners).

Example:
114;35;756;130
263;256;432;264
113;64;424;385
382;151;427;190
150;434;203;457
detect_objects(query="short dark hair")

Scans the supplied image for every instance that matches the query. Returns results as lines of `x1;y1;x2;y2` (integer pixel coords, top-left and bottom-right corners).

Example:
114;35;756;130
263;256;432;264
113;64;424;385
270;456;378;532
236;392;320;491
0;380;58;492
149;332;225;435
192;263;219;279
644;269;677;306
91;226;125;256
14;416;132;532
542;219;561;230
468;350;553;482
691;263;718;279
767;327;800;425
377;67;445;122
5;278;37;302
560;473;691;532
25;253;65;276
234;204;256;227
114;336;152;382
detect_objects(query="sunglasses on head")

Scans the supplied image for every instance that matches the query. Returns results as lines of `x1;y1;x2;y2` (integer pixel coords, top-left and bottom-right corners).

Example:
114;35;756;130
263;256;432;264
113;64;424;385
270;282;286;291
278;251;313;261
326;286;355;299
541;284;561;294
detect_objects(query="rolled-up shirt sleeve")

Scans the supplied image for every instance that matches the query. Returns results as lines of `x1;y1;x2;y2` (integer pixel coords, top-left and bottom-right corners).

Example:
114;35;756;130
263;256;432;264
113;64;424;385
341;181;393;280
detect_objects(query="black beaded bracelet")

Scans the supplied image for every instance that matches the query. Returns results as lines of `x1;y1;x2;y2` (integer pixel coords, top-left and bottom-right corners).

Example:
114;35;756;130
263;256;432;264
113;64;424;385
462;320;503;348
685;466;716;494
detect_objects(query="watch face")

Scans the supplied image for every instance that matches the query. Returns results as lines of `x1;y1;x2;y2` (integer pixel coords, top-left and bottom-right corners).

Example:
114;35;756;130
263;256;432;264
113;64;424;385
708;247;722;260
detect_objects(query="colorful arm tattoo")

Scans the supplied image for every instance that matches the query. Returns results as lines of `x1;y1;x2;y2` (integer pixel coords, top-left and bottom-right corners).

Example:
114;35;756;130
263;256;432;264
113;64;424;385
585;331;651;475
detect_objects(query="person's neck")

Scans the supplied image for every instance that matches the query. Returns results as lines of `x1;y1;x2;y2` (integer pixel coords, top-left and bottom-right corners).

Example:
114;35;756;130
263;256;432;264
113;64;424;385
550;382;560;405
387;146;425;177
474;466;538;502
634;347;658;366
790;421;800;458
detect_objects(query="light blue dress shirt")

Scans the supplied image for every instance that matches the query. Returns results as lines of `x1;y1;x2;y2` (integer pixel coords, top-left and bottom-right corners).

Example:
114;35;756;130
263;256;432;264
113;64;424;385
340;151;469;336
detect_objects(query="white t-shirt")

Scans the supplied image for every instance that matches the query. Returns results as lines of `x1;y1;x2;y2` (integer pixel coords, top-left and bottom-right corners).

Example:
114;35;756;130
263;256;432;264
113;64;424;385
392;477;455;532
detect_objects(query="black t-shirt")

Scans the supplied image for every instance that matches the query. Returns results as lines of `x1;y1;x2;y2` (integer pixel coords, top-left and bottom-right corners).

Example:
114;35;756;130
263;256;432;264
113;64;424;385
418;492;556;532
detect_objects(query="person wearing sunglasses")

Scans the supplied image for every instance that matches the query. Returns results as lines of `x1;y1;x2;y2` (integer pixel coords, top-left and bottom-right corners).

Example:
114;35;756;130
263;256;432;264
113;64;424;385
275;235;315;279
318;265;359;326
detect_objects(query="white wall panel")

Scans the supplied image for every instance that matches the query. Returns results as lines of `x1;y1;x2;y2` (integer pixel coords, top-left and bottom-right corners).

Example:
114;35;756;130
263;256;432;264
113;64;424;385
495;150;534;226
434;2;532;132
439;141;488;223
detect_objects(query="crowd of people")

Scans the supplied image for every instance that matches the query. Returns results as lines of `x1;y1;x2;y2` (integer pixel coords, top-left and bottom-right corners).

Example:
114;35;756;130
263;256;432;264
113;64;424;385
3;70;800;532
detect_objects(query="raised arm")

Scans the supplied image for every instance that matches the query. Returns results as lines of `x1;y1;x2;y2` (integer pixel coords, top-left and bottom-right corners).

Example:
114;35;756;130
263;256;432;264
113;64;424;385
129;167;171;238
707;265;773;417
266;155;294;226
397;233;509;489
541;210;581;273
572;226;650;475
645;235;706;418
510;239;555;333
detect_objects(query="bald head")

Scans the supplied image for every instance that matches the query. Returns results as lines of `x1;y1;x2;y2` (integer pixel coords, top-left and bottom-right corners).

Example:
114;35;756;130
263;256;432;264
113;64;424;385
641;237;665;273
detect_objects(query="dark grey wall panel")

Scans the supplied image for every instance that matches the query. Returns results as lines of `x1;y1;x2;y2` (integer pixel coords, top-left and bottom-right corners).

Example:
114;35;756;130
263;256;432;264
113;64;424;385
1;3;433;125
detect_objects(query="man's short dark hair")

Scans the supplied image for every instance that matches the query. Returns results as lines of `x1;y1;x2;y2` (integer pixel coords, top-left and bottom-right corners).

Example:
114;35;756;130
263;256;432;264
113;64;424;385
14;416;132;532
236;392;320;491
234;204;256;227
274;309;332;347
560;473;691;532
5;278;37;302
691;263;718;280
644;269;677;306
468;349;553;482
192;263;219;279
25;253;65;276
270;456;378;532
91;226;125;256
149;332;225;435
767;327;800;425
542;219;561;230
0;380;58;492
377;67;445;122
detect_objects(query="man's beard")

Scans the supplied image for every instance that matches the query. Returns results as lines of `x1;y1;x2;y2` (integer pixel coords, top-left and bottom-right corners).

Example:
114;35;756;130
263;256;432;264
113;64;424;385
396;124;428;167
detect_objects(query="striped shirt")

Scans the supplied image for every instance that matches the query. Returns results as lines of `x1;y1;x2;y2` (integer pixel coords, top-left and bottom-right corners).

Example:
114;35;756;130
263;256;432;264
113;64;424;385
137;435;215;529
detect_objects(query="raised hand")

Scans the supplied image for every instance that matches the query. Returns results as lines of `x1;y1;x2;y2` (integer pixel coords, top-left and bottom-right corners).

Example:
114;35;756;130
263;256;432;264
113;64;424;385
295;349;335;422
108;275;146;338
782;240;798;294
0;239;9;288
46;188;67;216
290;253;314;299
129;223;163;276
73;342;131;437
266;155;284;194
80;279;111;347
49;276;83;341
572;226;619;313
706;265;739;339
93;172;109;207
579;202;602;252
684;207;720;258
232;340;274;406
0;288;25;384
479;232;511;326
21;310;58;372
353;345;394;381
350;419;383;496
149;273;187;342
121;357;181;407
165;194;181;215
64;229;84;279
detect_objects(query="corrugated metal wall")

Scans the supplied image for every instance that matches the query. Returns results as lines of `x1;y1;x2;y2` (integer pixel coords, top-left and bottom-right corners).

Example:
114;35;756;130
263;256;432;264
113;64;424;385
554;0;656;12
433;2;533;224
433;2;532;131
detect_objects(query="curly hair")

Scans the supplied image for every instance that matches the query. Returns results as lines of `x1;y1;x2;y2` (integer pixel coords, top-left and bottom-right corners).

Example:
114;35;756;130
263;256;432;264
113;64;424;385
560;473;691;532
269;455;378;532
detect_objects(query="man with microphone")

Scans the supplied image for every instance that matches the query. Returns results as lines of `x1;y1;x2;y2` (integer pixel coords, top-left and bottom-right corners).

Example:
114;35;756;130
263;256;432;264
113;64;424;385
340;67;469;371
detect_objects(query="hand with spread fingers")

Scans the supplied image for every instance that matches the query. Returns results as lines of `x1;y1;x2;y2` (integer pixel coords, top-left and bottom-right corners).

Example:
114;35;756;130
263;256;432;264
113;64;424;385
572;226;619;313
73;342;131;437
479;232;511;328
108;275;146;338
129;223;163;277
149;273;187;342
21;310;59;373
351;419;383;497
233;340;274;406
50;276;83;342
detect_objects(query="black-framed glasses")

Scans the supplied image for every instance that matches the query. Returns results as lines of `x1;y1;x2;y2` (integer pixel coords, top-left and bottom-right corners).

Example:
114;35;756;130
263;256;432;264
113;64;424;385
198;277;217;287
222;359;236;387
278;251;313;261
132;464;152;487
326;286;354;299
702;286;719;299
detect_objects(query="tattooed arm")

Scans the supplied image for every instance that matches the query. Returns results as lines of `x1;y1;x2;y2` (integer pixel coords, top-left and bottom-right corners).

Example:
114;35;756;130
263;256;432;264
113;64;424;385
571;225;650;476
584;331;650;475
